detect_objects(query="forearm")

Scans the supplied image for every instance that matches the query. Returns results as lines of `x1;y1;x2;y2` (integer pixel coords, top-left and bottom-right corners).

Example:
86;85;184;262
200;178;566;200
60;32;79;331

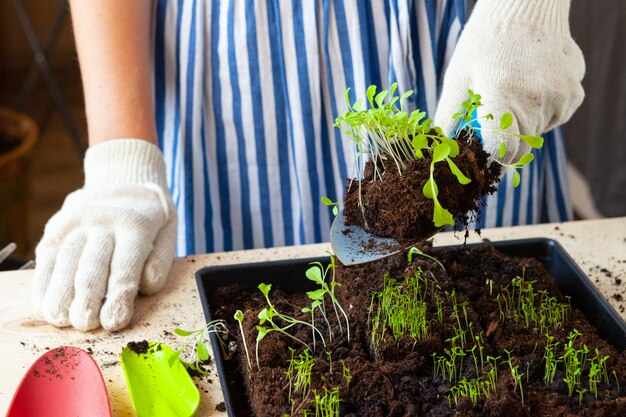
69;0;156;146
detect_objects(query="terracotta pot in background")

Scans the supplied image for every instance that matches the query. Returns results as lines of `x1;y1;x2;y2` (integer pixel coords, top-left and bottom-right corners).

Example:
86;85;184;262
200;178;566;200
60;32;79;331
0;107;38;256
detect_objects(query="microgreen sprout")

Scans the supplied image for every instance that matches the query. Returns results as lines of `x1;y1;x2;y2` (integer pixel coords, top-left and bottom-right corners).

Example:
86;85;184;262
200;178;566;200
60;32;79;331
233;310;252;372
321;196;341;216
306;258;350;343
505;349;525;404
335;84;473;227
256;283;325;370
452;90;544;187
496;272;570;334
370;270;430;352
285;348;315;401
542;334;561;386
340;359;352;387
308;387;341;417
173;319;227;376
407;246;446;272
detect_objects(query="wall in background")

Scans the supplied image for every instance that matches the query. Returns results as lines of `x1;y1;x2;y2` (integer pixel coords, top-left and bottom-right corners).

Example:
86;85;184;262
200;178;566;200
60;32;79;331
0;0;76;76
565;0;626;217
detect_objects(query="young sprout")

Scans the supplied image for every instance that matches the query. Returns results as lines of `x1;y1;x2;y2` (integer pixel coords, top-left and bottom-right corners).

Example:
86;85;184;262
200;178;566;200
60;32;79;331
453;90;544;187
173;319;227;376
308;387;341;417
407;246;446;272
505;349;525;405
233;310;252;372
340;359;352;387
285;348;315;401
321;196;341;216
335;84;475;228
255;283;325;370
306;258;351;343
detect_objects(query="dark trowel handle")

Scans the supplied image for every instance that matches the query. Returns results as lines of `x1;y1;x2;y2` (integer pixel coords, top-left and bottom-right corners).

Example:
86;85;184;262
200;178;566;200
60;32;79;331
330;211;404;265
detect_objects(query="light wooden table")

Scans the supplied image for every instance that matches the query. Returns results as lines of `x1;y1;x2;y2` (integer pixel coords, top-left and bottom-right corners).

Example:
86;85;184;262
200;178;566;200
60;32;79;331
1;217;625;416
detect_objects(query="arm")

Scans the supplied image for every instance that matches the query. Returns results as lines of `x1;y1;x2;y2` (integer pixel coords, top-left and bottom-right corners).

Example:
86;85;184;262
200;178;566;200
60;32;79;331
33;1;177;332
69;0;156;145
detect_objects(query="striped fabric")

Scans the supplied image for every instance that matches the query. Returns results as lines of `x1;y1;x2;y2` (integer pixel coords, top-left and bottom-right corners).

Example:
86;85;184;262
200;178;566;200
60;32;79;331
152;0;572;256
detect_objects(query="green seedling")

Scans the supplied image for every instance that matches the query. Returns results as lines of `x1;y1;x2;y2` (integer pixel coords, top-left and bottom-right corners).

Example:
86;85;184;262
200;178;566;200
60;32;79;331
335;84;473;227
452;90;544;187
307;387;341;417
543;334;561;386
256;283;325;370
340;359;352;388
285;348;315;401
407;246;446;272
306;257;351;343
505;349;525;405
370;270;431;352
173;319;227;376
233;310;252;373
321;196;341;216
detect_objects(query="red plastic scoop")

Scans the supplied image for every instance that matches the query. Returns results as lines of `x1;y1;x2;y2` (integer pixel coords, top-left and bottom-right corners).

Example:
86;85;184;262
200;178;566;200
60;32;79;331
6;346;112;417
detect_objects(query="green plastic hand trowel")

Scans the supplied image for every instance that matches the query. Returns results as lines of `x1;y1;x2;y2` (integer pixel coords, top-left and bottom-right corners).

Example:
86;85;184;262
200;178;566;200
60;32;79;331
120;341;200;417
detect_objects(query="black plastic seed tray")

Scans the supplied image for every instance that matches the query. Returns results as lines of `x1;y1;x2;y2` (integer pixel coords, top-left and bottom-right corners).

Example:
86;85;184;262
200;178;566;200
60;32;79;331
195;238;626;417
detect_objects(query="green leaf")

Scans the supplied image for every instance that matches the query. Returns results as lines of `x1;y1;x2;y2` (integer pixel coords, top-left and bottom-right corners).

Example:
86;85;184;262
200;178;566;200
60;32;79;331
332;206;339;216
432;142;451;163
411;133;427;158
301;307;311;313
352;99;363;112
234;310;244;322
256;326;269;342
258;308;270;324
311;300;321;309
452;112;464;120
321;196;333;206
375;90;388;107
500;113;513;130
423;178;438;199
258;283;272;297
307;289;326;300
499;142;507;159
512;171;521;187
196;340;209;361
366;85;377;107
446;158;472;185
518;135;544;149
400;89;414;102
174;327;193;337
407;247;426;262
305;266;324;284
390;82;398;95
439;136;460;157
515;153;535;166
344;88;352;109
433;201;455;227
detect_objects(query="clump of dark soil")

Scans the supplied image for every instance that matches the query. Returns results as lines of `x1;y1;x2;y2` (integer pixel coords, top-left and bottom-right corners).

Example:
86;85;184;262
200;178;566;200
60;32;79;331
126;340;150;354
209;246;626;417
343;130;501;241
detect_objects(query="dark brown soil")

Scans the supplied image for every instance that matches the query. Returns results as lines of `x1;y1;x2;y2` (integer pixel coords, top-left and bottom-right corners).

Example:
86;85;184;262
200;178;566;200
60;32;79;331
343;130;501;241
209;246;626;416
127;340;150;354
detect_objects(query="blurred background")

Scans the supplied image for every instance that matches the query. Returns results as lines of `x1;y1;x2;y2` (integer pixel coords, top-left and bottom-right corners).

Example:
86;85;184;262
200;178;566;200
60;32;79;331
0;0;624;263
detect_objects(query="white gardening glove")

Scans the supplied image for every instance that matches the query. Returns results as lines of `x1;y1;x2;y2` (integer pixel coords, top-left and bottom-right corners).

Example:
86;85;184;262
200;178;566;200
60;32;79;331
434;0;585;164
33;139;177;331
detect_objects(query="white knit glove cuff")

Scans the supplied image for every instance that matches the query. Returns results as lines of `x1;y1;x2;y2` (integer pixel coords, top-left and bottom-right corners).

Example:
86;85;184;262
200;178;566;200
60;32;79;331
84;139;168;189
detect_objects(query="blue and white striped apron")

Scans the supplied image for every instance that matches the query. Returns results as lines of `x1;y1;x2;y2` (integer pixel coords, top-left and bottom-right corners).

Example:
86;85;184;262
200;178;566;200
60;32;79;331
152;0;572;256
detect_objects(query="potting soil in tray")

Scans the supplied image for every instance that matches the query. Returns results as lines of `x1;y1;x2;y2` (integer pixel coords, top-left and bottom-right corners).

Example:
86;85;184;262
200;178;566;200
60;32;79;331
197;239;626;417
